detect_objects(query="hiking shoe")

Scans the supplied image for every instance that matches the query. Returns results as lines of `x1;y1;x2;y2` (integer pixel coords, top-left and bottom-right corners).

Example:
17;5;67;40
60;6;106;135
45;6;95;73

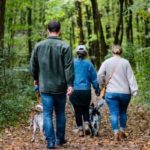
56;139;67;146
47;142;55;149
114;133;120;141
119;131;127;140
78;129;84;137
84;122;91;135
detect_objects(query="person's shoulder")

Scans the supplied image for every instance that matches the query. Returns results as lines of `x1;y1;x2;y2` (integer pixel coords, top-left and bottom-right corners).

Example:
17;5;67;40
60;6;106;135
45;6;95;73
121;58;130;64
83;59;94;68
58;39;70;48
103;57;113;64
35;39;49;47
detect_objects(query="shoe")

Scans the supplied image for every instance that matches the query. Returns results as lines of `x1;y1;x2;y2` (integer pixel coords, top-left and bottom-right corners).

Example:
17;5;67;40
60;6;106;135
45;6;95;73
114;133;120;141
47;142;55;149
56;139;67;146
84;122;91;135
119;131;127;140
78;129;84;137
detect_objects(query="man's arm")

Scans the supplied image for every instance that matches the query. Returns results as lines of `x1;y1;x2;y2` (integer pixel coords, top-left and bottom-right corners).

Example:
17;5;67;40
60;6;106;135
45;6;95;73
63;46;74;95
30;45;39;81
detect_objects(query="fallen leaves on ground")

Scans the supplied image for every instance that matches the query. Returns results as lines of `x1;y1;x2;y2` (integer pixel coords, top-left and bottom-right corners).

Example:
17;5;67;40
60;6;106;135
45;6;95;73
0;98;150;150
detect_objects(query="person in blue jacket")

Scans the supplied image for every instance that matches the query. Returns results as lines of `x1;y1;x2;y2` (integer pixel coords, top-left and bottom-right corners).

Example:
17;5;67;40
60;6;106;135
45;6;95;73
70;45;100;137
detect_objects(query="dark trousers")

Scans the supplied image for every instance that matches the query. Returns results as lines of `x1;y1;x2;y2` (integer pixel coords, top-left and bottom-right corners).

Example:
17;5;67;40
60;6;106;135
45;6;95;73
70;90;91;127
73;103;90;127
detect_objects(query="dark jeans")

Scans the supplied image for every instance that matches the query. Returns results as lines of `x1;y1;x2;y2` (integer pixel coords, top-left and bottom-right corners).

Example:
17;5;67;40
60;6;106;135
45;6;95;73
73;103;90;127
41;93;66;144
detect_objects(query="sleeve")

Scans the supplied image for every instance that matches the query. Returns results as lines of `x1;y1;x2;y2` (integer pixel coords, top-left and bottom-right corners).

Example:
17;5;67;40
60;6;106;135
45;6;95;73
126;61;138;94
63;46;74;87
30;45;39;80
89;63;100;90
97;62;106;86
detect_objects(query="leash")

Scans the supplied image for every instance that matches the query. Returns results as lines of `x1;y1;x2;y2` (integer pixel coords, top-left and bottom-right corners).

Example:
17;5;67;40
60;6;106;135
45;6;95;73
67;96;75;117
66;96;78;129
36;92;41;104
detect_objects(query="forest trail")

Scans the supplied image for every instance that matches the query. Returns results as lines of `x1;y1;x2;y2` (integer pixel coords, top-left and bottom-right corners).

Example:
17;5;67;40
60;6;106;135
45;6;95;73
0;96;150;150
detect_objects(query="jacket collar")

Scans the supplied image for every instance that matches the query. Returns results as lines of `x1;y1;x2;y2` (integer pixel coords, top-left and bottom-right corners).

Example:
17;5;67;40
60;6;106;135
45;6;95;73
48;36;61;40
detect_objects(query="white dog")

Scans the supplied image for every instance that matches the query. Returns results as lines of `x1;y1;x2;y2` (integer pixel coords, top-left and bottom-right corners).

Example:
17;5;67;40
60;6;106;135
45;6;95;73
30;104;44;142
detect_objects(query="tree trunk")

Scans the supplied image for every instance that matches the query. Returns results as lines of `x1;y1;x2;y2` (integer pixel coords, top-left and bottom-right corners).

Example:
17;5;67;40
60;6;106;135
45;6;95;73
85;6;92;57
114;0;124;45
27;7;32;60
90;0;100;68
0;0;6;57
144;19;150;47
136;14;140;44
90;0;107;67
75;1;84;44
125;0;133;44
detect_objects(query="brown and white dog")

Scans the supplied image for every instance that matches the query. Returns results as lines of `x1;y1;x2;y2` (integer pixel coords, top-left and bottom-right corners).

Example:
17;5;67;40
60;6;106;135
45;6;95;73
30;104;44;142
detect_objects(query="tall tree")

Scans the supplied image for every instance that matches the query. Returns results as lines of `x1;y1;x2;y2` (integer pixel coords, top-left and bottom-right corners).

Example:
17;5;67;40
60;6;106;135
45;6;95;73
0;0;6;57
114;0;124;45
90;0;107;67
27;6;32;59
125;0;133;44
75;0;85;44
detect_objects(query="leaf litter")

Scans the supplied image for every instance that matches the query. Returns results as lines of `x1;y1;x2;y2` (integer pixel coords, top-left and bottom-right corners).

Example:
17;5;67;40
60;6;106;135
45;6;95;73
0;95;150;150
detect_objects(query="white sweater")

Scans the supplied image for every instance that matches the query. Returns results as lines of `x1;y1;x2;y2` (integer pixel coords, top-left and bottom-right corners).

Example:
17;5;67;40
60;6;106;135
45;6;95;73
97;56;138;94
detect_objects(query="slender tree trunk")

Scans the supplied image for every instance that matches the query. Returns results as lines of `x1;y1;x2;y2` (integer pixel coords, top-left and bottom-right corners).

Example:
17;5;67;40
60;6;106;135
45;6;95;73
105;0;111;40
98;15;107;60
136;14;140;44
144;19;150;47
27;7;32;59
125;0;133;44
85;6;92;56
90;0;100;68
0;0;6;87
75;1;84;44
90;0;107;67
114;0;124;45
0;0;6;57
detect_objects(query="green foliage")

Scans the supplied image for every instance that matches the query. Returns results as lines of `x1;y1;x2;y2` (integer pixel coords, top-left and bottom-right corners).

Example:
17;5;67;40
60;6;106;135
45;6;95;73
0;66;36;130
123;45;150;104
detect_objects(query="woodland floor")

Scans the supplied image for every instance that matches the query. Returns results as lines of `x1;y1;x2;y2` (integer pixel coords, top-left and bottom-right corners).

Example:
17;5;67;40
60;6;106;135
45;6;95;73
0;95;150;150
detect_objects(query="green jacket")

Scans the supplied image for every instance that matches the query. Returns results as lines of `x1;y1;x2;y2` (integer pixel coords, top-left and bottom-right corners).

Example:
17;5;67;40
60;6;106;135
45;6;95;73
30;36;74;94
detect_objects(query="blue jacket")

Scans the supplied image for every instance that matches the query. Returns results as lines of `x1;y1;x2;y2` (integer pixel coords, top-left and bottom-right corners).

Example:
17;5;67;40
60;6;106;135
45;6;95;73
73;58;99;91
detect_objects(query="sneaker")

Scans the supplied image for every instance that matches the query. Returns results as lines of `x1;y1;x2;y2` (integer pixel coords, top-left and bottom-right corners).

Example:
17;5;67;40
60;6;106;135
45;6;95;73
56;139;67;146
78;129;84;137
119;131;127;140
84;122;91;135
114;133;120;141
47;142;55;149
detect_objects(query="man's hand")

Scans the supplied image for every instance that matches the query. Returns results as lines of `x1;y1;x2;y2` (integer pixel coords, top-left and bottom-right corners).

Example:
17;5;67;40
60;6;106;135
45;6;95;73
34;80;39;86
67;86;74;96
34;80;39;92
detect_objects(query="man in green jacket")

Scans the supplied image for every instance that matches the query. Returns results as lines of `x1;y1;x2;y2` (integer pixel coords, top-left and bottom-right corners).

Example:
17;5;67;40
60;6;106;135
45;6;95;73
30;20;74;149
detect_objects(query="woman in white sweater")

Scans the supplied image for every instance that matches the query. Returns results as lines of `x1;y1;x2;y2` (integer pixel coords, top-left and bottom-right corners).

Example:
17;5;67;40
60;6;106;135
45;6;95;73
98;45;138;141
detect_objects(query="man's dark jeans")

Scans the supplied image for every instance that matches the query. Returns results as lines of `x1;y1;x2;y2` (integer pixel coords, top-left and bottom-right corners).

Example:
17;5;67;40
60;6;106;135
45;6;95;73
41;93;66;145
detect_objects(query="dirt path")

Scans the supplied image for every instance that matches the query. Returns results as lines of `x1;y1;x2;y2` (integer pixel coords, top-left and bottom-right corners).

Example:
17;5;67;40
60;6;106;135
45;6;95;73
0;99;150;150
